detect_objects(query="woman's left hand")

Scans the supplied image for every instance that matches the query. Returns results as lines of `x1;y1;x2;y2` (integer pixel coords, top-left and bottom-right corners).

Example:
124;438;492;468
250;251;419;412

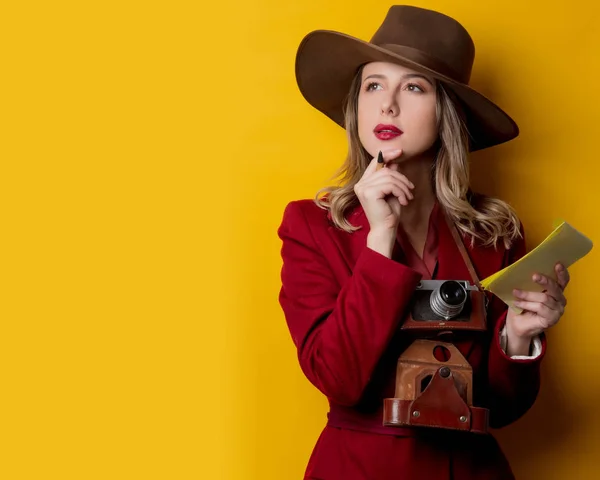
505;262;570;355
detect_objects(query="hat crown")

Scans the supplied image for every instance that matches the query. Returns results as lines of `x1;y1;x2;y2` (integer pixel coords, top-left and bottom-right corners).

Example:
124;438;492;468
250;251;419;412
370;6;475;84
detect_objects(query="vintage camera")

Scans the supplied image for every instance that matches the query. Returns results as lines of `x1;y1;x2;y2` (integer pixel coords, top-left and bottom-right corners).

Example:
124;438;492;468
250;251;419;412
401;279;487;333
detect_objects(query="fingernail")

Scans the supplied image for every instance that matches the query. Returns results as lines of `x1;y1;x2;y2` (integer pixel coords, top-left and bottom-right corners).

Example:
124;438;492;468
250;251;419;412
377;151;384;163
513;289;521;296
557;264;565;271
533;274;543;283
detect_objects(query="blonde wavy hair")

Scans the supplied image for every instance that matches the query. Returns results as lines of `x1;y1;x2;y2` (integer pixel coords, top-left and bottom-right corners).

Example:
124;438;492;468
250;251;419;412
315;65;521;249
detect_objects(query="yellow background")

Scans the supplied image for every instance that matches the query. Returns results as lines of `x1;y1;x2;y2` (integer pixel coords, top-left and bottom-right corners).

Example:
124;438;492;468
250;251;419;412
2;0;599;478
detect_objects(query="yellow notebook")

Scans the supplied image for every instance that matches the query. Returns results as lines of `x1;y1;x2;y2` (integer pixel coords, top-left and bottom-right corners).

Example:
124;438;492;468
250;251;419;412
481;221;593;311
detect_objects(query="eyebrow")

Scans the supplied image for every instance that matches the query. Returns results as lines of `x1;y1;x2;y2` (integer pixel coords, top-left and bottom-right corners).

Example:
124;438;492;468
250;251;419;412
363;73;434;86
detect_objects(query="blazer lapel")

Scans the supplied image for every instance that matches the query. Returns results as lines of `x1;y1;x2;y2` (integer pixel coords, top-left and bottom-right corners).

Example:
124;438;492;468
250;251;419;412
436;208;507;284
436;211;475;282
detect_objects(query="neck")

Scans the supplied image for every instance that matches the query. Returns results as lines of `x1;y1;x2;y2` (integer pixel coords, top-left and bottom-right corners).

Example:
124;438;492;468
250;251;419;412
394;153;437;233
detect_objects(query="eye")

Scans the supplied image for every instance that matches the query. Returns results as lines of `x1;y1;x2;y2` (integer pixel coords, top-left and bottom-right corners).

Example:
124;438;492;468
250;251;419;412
365;82;382;92
407;83;425;93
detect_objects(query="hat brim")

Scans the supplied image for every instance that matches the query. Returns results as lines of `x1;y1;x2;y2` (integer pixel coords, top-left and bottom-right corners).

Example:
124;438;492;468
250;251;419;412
295;30;519;151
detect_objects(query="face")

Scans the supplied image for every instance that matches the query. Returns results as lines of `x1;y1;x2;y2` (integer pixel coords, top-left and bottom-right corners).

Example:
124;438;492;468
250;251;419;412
357;62;438;160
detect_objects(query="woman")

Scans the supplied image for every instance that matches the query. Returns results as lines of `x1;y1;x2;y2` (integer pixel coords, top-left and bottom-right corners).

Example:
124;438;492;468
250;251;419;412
277;6;569;479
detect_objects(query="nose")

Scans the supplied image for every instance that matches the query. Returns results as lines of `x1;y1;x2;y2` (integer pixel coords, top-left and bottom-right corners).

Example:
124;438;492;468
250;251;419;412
380;92;399;117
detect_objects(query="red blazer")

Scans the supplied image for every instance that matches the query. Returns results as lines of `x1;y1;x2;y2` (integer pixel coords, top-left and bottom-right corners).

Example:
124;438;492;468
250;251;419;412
277;198;546;480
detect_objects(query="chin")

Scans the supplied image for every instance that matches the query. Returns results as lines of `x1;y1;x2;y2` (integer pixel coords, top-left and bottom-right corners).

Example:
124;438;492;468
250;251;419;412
362;142;404;158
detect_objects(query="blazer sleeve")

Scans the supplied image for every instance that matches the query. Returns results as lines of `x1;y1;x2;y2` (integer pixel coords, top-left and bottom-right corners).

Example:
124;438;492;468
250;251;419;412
277;201;422;406
486;222;547;428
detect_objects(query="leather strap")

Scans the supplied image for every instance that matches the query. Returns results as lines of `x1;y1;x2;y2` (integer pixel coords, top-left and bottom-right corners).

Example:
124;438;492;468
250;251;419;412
443;211;482;290
383;398;489;435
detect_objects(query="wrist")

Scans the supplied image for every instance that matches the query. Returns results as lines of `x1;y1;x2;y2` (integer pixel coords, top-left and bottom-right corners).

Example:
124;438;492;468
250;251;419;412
367;228;396;258
504;316;535;356
505;332;533;356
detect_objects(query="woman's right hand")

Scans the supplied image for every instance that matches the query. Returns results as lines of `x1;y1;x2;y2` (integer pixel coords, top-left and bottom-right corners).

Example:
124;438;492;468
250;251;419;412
353;149;414;257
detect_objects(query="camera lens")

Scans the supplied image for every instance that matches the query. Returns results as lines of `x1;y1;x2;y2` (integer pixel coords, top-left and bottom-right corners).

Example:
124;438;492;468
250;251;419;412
430;281;467;319
440;281;467;306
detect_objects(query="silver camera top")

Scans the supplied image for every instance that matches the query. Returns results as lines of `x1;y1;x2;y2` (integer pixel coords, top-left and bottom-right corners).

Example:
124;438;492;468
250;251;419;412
416;280;478;291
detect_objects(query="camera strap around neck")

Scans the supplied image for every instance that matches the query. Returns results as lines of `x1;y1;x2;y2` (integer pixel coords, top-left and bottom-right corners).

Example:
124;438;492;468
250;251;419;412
443;211;483;291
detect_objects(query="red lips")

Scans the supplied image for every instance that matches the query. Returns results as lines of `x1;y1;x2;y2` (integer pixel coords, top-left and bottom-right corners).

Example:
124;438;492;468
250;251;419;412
374;124;403;140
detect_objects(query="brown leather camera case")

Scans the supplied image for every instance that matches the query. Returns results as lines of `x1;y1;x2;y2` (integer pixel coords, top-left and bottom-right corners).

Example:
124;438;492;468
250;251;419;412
383;339;489;434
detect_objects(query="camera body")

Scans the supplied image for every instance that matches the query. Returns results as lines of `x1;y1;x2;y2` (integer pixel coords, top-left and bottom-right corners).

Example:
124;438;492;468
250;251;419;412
401;279;487;333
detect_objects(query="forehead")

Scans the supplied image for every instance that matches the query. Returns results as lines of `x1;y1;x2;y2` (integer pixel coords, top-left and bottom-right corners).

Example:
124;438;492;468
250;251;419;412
362;61;424;78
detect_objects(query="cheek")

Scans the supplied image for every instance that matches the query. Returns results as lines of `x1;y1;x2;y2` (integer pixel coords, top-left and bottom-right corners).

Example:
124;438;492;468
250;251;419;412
408;103;438;141
357;97;374;137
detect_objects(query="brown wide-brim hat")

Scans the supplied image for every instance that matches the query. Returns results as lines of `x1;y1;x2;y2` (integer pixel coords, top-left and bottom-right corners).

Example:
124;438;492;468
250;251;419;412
295;5;519;151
